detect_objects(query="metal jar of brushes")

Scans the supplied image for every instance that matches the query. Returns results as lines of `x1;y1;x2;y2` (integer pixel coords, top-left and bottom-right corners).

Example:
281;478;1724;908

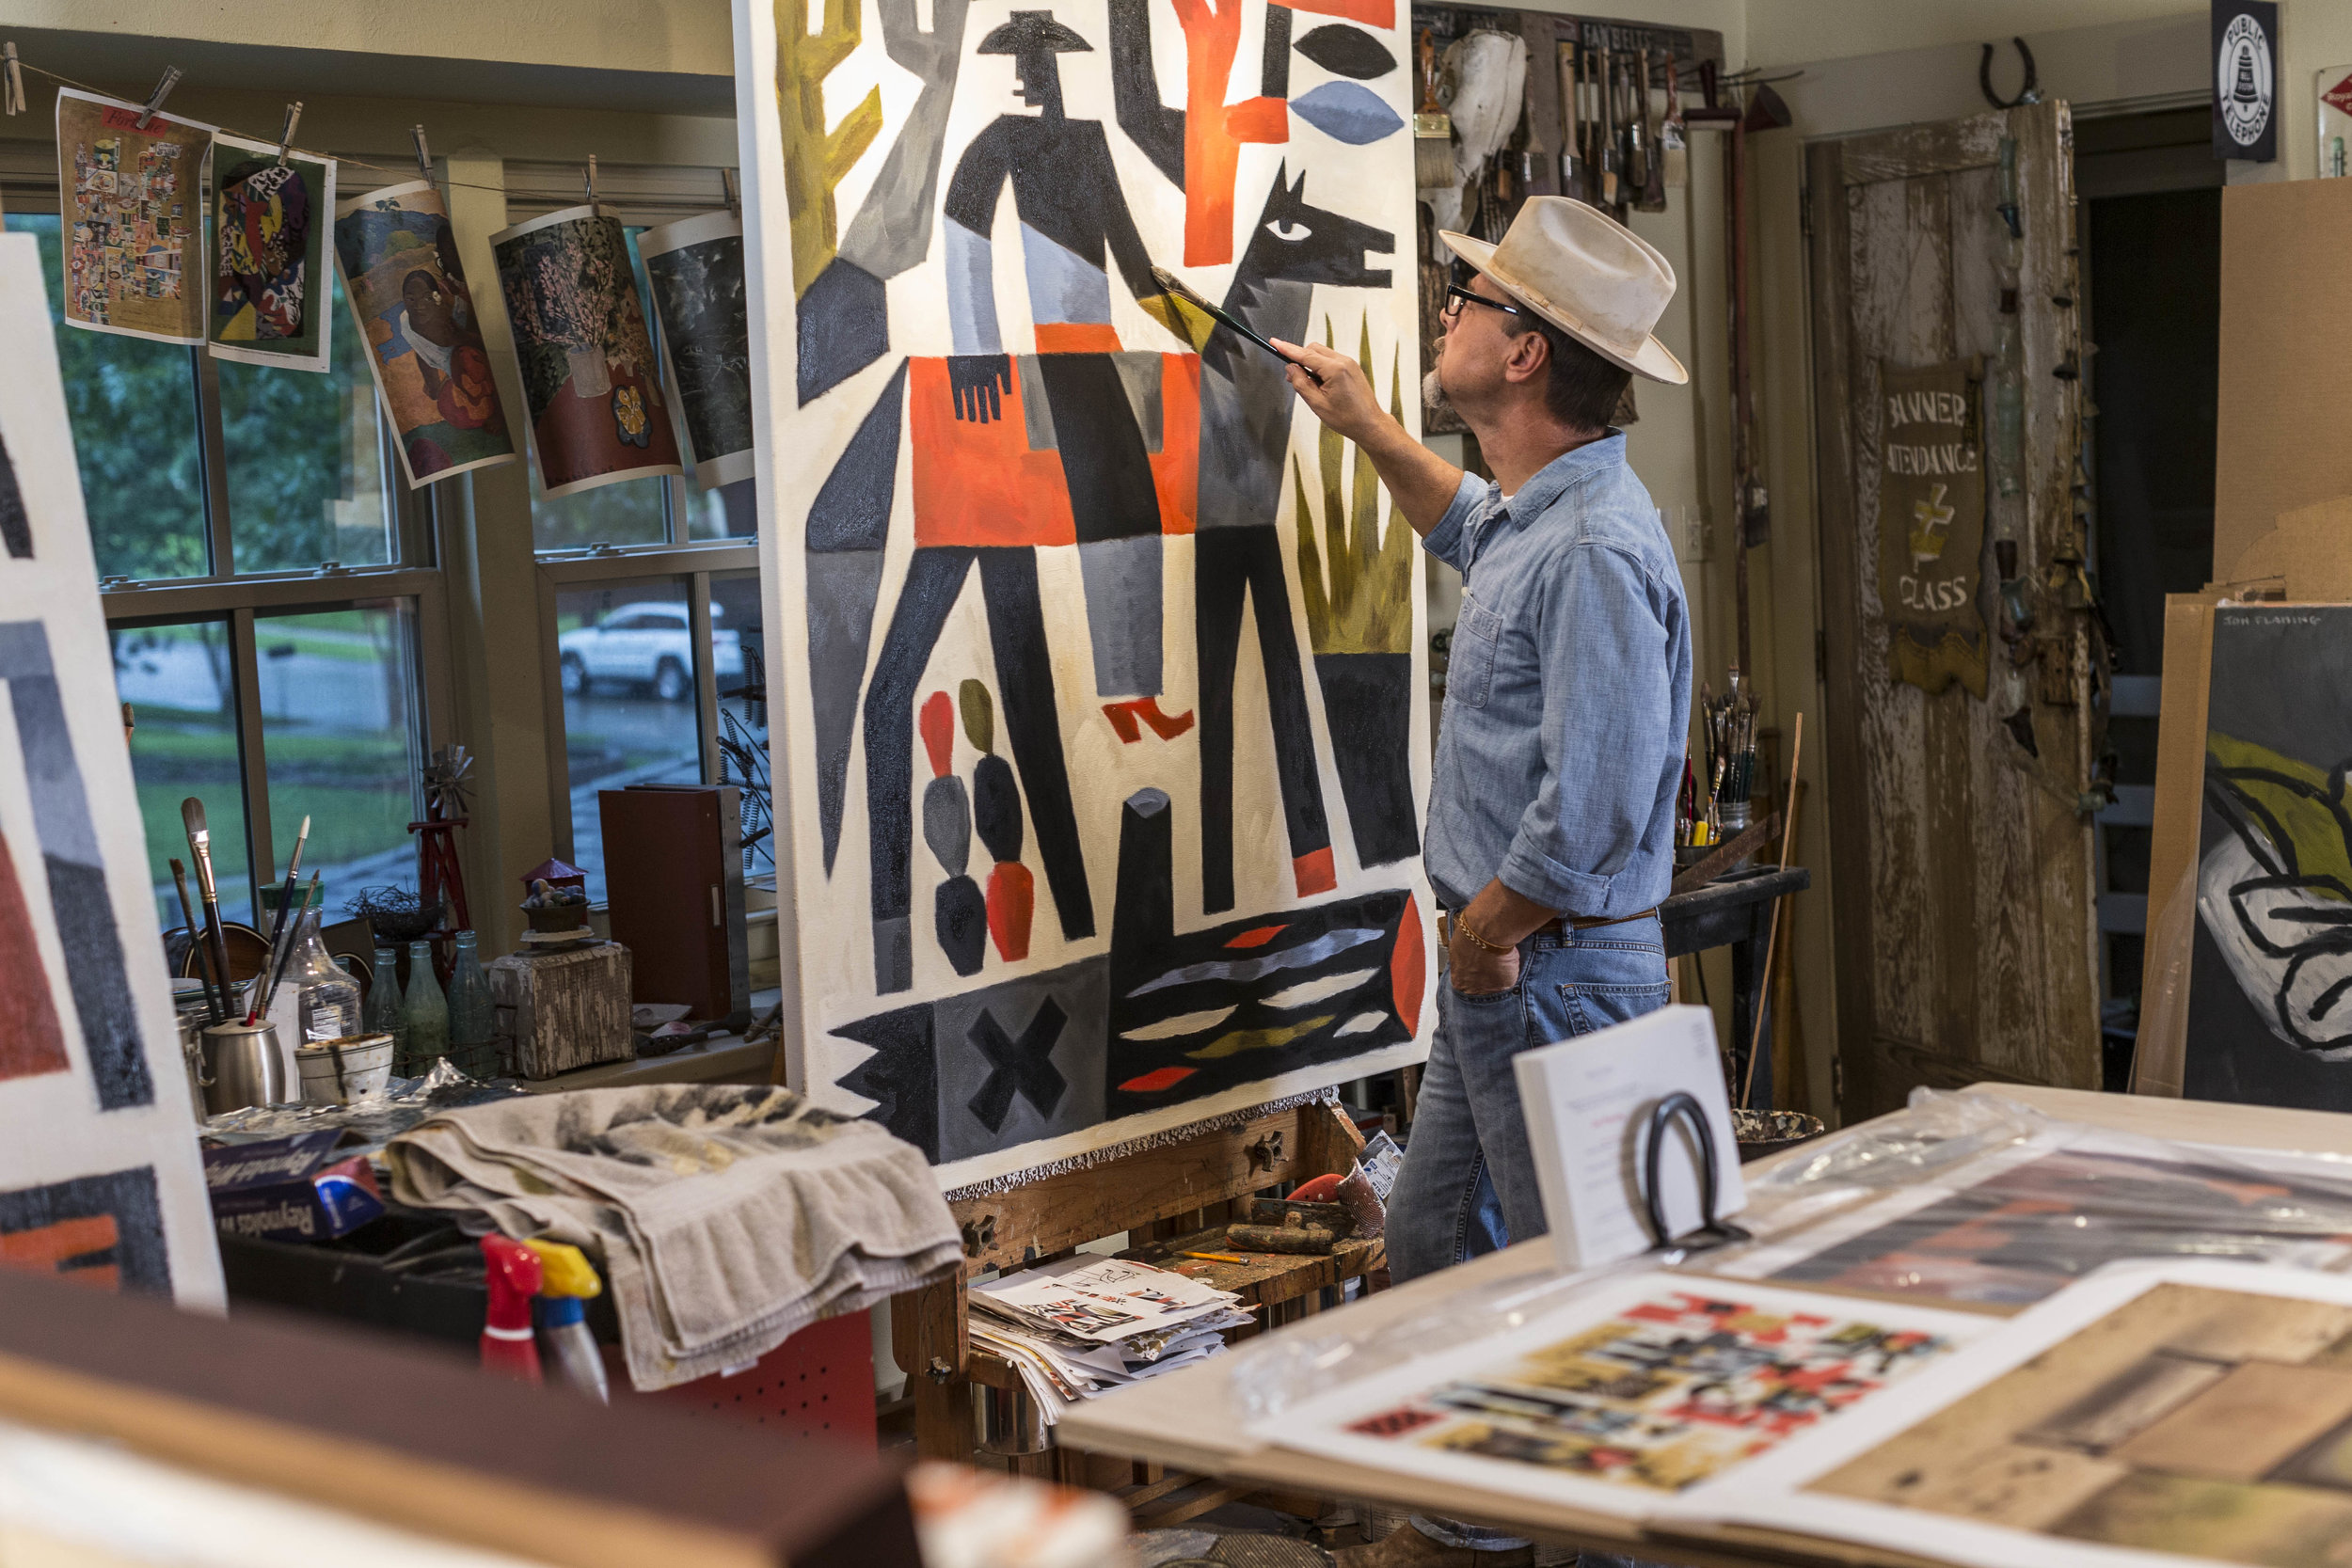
175;800;320;1116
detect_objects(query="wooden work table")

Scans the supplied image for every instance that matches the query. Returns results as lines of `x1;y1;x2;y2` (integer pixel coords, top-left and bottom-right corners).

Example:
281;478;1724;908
1057;1085;2352;1563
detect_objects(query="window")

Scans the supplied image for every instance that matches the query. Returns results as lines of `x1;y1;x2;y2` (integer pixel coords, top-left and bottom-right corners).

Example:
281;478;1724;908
522;163;763;903
6;191;448;931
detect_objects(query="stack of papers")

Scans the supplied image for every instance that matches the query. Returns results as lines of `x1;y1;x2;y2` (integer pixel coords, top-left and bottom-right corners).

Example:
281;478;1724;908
971;1257;1254;1423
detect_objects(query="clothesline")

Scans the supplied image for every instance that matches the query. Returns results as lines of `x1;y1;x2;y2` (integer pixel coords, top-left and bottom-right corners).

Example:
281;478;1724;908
1;45;606;205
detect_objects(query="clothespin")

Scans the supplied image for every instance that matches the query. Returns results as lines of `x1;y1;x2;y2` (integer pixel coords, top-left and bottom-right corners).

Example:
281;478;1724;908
133;66;182;130
411;124;433;185
584;153;599;218
3;43;24;119
274;101;303;166
721;166;740;220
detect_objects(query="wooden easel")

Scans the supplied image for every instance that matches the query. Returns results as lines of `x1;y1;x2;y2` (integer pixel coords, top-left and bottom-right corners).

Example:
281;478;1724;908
891;1097;1372;1481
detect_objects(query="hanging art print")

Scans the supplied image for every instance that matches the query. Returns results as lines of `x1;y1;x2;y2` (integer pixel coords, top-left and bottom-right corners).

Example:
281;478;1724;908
733;0;1432;1185
0;234;224;1307
332;180;516;488
1875;357;1987;698
54;87;214;345
489;206;684;498
208;133;335;372
640;211;756;489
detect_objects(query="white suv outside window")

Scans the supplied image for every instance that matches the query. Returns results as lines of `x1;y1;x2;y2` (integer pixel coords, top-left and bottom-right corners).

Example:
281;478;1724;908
557;601;745;703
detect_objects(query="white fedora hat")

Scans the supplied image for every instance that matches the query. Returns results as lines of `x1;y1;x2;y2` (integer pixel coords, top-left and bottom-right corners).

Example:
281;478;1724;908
1440;197;1687;386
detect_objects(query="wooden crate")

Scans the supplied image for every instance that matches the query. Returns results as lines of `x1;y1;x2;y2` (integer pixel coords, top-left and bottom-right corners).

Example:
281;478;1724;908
489;942;634;1080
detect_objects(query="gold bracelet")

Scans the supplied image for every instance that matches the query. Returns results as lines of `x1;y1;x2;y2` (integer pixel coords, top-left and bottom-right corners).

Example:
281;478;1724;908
1454;912;1514;955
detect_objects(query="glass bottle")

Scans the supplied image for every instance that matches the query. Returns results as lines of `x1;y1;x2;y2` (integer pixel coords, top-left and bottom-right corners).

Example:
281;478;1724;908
400;938;449;1074
293;911;363;1044
364;941;408;1062
445;929;495;1073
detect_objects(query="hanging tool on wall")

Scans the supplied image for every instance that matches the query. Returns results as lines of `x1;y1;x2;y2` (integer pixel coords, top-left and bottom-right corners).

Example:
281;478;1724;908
1639;50;1668;211
1414;29;1454;188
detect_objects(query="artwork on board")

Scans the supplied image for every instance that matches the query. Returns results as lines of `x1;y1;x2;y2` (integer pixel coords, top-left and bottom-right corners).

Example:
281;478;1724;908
332;180;516;488
0;234;225;1307
207;132;336;372
734;0;1431;1185
54;87;215;346
640;211;756;489
2183;605;2352;1109
488;206;683;498
1675;1262;2352;1568
1259;1273;1992;1519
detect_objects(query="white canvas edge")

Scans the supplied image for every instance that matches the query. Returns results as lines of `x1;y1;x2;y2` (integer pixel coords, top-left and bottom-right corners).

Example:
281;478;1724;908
1654;1258;2352;1568
54;87;216;347
206;133;335;373
691;446;756;491
327;181;519;490
0;234;225;1309
1249;1269;2000;1523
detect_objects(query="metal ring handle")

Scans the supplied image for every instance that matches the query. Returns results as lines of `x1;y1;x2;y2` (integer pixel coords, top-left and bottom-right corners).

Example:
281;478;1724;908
1641;1090;1748;1250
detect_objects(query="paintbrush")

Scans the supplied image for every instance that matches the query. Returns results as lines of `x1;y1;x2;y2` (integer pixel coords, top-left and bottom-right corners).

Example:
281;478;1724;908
1150;266;1324;384
246;814;312;1024
251;873;321;1033
169;857;227;1025
181;798;236;1020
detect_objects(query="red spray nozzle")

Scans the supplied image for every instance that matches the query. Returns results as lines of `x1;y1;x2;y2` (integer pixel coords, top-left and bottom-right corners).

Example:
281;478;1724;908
480;1234;543;1384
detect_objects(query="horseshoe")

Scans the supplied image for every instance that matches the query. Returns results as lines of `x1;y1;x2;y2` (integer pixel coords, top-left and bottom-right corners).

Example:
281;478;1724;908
1980;37;2041;110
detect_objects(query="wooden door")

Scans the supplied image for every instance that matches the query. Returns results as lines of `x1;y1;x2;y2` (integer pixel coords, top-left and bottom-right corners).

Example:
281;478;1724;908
1807;103;2100;1119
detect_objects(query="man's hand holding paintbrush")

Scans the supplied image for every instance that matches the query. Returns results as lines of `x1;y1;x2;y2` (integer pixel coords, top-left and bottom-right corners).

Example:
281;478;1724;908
1275;337;1469;541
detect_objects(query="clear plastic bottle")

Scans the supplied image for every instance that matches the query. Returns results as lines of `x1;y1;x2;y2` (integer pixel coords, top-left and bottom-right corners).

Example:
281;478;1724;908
364;941;408;1060
445;929;495;1073
292;911;363;1044
400;938;449;1073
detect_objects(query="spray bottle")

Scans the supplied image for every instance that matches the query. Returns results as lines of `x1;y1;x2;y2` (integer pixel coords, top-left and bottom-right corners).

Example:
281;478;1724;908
479;1235;543;1384
527;1239;610;1403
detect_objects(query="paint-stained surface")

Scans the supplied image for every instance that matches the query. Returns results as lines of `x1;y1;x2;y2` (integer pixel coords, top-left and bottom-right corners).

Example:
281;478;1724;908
1806;104;2097;1118
737;0;1429;1185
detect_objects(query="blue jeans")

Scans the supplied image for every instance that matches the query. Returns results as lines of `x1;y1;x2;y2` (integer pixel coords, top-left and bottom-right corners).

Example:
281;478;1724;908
1391;916;1671;1283
1391;917;1669;1554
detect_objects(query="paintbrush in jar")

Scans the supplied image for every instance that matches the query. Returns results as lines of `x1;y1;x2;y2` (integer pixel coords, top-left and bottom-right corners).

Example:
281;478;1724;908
252;873;321;1032
181;798;236;1019
246;814;312;1024
169;857;226;1025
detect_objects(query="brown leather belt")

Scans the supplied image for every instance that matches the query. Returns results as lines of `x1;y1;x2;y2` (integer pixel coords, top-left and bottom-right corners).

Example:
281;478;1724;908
1535;907;1661;934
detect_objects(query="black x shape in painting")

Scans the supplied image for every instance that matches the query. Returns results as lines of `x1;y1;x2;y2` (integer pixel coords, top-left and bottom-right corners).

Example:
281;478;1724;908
966;996;1068;1132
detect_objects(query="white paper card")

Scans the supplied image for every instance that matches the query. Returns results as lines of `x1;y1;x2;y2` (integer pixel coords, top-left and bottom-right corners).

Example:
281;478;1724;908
1514;1005;1743;1271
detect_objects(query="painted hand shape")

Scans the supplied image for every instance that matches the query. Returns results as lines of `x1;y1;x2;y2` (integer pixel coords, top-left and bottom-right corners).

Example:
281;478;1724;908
947;354;1013;422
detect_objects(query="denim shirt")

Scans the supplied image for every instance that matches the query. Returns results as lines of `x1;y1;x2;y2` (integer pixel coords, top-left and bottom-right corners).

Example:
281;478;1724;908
1422;434;1692;918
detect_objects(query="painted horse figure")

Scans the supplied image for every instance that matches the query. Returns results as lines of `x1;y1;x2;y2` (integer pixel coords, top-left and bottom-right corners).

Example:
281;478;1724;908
1195;163;1394;912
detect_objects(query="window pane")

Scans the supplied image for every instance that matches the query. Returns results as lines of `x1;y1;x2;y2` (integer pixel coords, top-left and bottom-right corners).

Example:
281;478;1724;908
6;214;208;581
257;603;420;911
111;622;253;927
220;270;395;573
529;224;672;552
686;476;757;541
557;579;702;902
710;572;771;881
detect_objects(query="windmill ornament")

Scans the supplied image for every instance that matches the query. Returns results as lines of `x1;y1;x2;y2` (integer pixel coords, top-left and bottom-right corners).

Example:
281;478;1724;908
411;744;474;936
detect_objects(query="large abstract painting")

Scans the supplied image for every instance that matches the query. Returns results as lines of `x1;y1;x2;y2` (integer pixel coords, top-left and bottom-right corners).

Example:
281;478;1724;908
0;235;222;1305
733;0;1430;1184
2185;605;2352;1109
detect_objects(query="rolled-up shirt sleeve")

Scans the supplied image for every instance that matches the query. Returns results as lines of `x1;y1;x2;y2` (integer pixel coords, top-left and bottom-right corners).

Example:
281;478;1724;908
1497;542;1675;918
1420;470;1489;574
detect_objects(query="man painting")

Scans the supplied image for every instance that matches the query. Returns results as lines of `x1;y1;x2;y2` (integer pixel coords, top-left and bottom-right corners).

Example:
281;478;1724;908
1281;197;1693;1568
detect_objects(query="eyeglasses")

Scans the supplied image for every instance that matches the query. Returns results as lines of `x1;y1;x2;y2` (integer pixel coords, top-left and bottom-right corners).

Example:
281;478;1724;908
1443;284;1529;323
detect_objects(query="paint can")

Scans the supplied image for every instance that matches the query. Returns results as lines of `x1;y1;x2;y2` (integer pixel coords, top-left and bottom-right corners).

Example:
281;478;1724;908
197;1020;290;1117
295;1032;396;1105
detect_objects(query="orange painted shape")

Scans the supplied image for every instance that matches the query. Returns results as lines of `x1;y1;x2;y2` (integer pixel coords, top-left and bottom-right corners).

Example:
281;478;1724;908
1283;0;1394;25
1173;0;1291;265
919;692;955;778
1226;925;1287;948
0;827;67;1084
1034;322;1123;353
910;357;1077;547
0;1213;121;1291
1391;894;1425;1034
1149;353;1200;535
1294;846;1337;897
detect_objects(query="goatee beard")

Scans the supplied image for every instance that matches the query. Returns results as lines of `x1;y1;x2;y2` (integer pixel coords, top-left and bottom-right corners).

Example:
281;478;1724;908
1422;367;1454;421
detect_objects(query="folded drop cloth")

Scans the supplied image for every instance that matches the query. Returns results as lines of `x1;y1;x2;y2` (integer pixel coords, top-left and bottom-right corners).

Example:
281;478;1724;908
387;1085;961;1390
